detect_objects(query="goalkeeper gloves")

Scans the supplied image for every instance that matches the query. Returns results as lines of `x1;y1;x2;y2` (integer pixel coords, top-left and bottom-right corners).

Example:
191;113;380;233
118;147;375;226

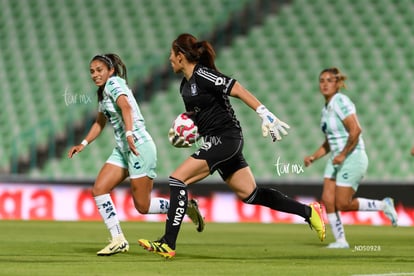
168;128;192;148
256;105;290;142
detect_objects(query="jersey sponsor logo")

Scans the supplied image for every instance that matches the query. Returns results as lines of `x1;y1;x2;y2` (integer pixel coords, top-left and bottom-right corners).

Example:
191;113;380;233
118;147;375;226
191;83;198;96
215;77;233;91
110;87;122;97
223;78;233;93
215;77;225;86
103;110;111;119
321;122;327;134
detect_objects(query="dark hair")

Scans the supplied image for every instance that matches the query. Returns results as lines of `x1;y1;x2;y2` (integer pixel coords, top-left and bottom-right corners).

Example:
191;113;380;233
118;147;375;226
90;53;128;101
172;33;218;71
319;67;347;90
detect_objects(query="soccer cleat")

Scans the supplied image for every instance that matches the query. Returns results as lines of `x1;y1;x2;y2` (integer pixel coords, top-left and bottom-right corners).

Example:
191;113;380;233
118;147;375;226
326;240;349;249
382;197;398;227
307;202;326;242
97;234;129;256
186;199;205;232
138;238;176;259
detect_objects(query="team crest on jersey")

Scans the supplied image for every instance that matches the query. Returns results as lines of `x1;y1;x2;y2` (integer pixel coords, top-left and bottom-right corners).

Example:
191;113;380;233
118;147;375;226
191;83;198;96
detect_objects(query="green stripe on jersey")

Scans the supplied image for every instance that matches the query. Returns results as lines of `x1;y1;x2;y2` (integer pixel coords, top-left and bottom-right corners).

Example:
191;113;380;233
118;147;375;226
98;76;151;152
320;93;365;155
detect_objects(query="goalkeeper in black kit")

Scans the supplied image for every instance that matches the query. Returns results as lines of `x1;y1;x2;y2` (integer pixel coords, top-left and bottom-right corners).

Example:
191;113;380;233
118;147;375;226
138;33;326;259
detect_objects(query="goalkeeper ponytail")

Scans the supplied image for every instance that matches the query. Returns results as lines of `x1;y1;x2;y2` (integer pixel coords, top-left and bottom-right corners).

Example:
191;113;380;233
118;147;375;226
172;33;218;71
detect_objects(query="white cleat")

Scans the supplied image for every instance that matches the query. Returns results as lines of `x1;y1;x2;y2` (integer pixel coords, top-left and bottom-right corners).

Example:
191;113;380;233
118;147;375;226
186;199;205;232
97;234;129;256
382;197;398;227
326;241;349;249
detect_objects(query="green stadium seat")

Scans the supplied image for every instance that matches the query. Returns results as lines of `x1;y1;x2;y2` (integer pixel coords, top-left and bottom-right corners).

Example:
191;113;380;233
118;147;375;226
0;0;412;181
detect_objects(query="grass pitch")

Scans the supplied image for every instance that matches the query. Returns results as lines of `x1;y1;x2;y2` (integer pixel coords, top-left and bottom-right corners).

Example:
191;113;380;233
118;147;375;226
1;220;413;276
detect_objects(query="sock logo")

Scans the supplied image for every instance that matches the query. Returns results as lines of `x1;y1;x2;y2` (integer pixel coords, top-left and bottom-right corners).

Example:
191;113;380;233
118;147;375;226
173;207;185;226
177;189;186;202
101;201;116;219
335;219;344;238
159;199;169;211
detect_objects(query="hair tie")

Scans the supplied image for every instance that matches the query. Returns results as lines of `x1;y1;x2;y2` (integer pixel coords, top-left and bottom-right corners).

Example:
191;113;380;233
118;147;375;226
94;54;113;68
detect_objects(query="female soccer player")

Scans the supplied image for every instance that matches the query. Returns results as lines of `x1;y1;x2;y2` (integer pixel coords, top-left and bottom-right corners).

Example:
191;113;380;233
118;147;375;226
68;53;203;256
304;67;398;249
138;33;326;259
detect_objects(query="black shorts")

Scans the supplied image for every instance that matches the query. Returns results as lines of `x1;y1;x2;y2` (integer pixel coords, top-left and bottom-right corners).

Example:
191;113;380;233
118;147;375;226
191;132;248;180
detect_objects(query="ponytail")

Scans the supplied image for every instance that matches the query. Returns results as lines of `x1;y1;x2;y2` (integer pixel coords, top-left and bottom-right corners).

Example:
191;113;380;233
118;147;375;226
172;33;218;71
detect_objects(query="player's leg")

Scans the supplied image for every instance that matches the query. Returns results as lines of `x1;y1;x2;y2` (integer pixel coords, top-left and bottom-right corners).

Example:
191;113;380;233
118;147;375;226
228;166;325;242
138;157;209;258
334;149;367;213
164;158;209;244
335;188;398;227
322;179;349;248
336;150;397;226
128;141;170;215
129;140;204;228
93;161;129;256
130;176;169;214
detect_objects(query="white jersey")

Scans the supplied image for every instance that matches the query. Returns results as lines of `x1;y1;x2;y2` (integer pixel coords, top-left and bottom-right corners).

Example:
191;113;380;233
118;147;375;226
98;76;152;152
320;92;365;155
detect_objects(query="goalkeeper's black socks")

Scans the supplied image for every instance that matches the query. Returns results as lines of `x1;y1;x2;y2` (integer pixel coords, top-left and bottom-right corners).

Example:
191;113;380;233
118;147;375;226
243;187;311;219
162;176;188;250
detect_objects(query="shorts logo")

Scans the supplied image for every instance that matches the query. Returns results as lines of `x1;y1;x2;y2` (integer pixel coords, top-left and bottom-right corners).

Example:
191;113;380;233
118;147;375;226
133;162;141;169
342;172;348;179
201;141;212;151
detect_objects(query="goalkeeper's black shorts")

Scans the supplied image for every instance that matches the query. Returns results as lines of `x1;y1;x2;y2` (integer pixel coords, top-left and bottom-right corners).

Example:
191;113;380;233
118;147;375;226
191;131;248;181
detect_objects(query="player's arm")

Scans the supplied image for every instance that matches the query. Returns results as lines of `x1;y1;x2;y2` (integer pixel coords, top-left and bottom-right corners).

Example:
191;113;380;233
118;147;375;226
68;112;106;158
229;81;262;110
230;81;290;142
116;95;139;156
332;113;361;164
304;138;330;167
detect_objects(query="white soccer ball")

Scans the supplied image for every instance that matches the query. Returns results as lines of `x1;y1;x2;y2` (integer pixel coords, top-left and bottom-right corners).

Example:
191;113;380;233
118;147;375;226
172;113;199;143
